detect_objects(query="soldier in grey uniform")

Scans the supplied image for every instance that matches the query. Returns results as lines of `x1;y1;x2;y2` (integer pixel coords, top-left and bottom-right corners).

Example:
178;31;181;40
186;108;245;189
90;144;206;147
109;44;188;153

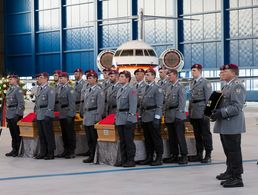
81;70;105;163
74;68;85;112
114;71;137;168
211;64;246;188
139;68;164;166
188;64;213;163
5;75;25;157
106;70;121;115
56;72;76;159
163;69;188;164
101;68;111;118
157;67;169;91
134;68;147;115
52;70;62;112
34;72;56;160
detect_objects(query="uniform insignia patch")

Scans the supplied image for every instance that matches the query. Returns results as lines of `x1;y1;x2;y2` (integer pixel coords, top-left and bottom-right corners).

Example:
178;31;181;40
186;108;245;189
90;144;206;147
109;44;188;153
158;88;163;93
236;88;241;94
50;90;54;94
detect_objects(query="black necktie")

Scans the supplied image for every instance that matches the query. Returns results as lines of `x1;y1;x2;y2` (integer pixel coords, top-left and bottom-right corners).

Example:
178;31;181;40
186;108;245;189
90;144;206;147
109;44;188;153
145;85;149;91
112;85;114;90
75;81;79;86
89;88;92;93
136;84;139;89
194;80;197;85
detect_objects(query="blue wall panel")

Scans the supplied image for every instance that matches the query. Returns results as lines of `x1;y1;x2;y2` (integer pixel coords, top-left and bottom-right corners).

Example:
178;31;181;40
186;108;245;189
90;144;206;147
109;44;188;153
37;54;60;73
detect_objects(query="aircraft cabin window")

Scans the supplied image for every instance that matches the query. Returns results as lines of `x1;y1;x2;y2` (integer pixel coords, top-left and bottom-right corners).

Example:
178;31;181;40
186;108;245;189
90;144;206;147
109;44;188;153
144;50;149;56
135;49;143;56
147;49;156;56
115;50;122;56
120;50;134;56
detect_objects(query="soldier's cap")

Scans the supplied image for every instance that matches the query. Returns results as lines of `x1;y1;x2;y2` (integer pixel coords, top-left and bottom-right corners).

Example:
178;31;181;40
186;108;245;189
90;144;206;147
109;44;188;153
85;69;95;75
220;64;239;71
108;70;119;75
145;68;156;76
191;64;203;70
103;68;111;72
73;68;83;73
119;70;131;78
60;72;69;78
86;70;98;78
167;69;178;75
134;68;145;75
38;72;49;78
7;74;19;79
53;70;62;76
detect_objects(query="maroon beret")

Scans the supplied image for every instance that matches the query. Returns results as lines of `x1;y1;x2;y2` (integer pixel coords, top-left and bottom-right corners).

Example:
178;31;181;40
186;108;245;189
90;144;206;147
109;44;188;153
119;70;131;78
134;68;145;75
60;72;69;78
145;68;156;76
221;64;239;71
86;70;98;78
38;72;49;78
103;68;111;72
108;70;119;75
53;70;62;76
74;68;83;73
191;64;203;70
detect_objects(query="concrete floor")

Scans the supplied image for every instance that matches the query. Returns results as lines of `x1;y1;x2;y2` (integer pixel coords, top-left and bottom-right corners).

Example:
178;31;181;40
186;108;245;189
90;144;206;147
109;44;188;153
0;102;258;195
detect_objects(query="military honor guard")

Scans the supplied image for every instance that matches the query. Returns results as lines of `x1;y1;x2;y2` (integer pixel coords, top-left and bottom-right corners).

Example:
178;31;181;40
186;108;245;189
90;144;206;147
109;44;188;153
56;72;76;159
140;68;164;166
188;64;213;163
5;75;25;157
34;72;56;160
114;71;137;167
134;68;147;114
52;70;62;111
81;70;105;163
73;68;85;112
106;70;121;115
163;69;188;164
157;67;168;90
101;68;111;118
212;64;246;188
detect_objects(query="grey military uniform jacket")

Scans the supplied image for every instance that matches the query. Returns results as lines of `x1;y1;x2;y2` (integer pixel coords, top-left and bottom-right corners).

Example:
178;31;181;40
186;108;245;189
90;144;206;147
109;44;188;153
189;77;212;119
6;85;25;119
164;81;186;123
35;84;55;120
115;83;137;126
134;80;147;114
140;82;164;123
81;85;105;126
74;79;85;112
57;84;76;119
106;82;122;115
54;83;62;112
213;78;246;134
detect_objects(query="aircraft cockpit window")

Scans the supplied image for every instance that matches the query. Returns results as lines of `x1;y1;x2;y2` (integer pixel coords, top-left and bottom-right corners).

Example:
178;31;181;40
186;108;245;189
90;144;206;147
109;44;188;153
147;49;156;56
144;50;149;56
120;50;134;56
115;50;122;56
135;49;143;56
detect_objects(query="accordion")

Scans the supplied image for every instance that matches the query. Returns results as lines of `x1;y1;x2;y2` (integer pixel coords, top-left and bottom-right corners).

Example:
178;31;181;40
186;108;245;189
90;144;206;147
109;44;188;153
204;91;223;117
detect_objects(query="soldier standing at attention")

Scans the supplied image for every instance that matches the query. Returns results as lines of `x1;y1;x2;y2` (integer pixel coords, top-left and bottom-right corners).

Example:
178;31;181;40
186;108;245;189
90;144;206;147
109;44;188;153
114;71;137;168
163;69;188;164
56;72;76;159
134;68;147;114
53;70;62;112
140;68;164;166
101;68;111;118
211;64;246;188
73;68;85;113
157;67;168;90
106;70;121;115
81;70;105;163
34;72;56;160
5;75;25;157
188;64;213;163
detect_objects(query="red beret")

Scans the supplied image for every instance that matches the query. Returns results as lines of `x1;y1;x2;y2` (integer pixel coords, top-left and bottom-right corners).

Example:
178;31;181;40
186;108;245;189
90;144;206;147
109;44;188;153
8;74;19;79
134;68;145;75
74;68;83;73
86;70;98;78
103;68;111;72
108;70;119;75
145;68;156;76
53;70;62;76
191;64;203;70
221;64;239;71
85;69;95;75
38;72;49;77
119;70;131;78
60;72;69;78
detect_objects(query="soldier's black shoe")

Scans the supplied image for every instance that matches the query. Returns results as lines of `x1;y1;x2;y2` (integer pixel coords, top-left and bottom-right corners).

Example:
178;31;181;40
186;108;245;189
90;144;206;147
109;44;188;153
201;155;211;163
123;161;136;168
163;156;178;163
216;172;232;180
5;150;18;157
35;154;46;159
114;162;124;167
83;157;94;163
188;154;203;162
139;157;153;165
56;151;67;158
150;157;162;166
178;155;188;165
222;176;244;188
65;153;76;159
44;154;54;160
